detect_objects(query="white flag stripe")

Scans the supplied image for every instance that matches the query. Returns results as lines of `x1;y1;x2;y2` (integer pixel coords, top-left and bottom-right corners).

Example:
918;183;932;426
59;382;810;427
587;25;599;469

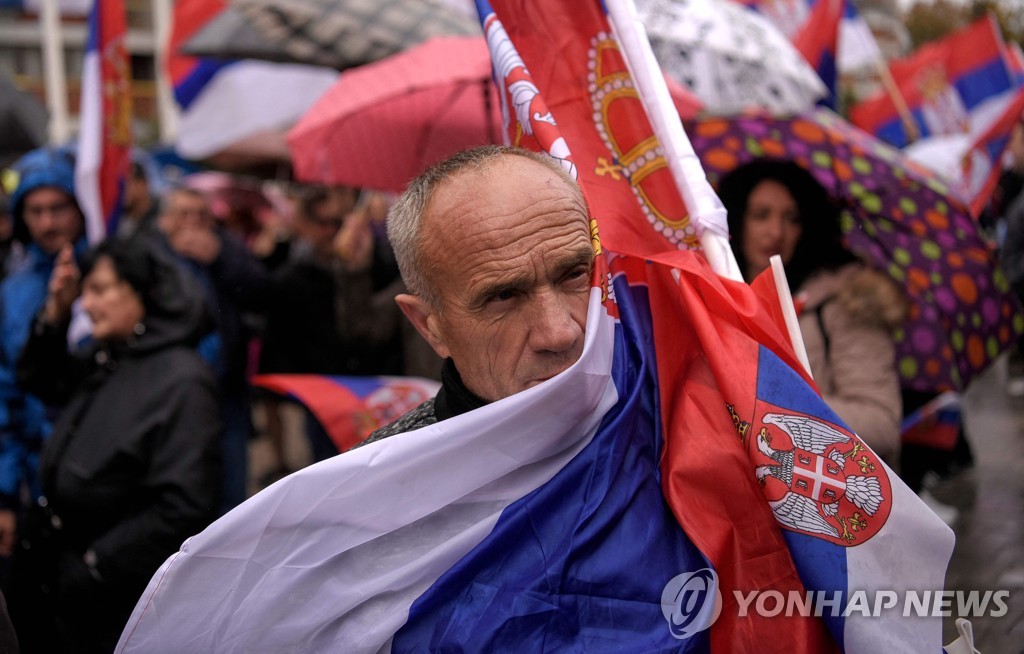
176;61;338;160
118;289;618;653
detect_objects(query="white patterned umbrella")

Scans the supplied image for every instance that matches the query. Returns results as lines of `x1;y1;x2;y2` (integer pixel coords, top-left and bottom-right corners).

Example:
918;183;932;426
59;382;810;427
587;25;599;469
636;0;827;115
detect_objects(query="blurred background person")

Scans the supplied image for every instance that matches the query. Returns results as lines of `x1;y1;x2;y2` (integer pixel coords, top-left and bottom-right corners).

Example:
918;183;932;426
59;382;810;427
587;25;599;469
994;117;1024;396
720;159;906;462
258;186;439;468
116;160;159;240
0;149;85;577
157;186;270;512
7;236;220;653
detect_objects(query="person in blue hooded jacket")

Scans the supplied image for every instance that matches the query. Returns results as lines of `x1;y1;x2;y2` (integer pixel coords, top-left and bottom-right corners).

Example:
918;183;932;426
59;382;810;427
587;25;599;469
0;148;86;559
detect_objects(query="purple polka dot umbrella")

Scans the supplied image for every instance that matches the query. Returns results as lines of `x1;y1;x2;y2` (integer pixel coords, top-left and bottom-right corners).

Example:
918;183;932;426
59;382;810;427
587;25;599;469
686;108;1024;392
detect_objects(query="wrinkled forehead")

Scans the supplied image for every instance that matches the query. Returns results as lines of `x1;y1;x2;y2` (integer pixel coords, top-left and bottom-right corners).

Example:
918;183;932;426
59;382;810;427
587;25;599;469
423;157;588;241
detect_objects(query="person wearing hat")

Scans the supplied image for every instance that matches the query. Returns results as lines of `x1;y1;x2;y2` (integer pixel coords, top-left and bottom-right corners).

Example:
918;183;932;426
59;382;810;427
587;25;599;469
0;148;86;563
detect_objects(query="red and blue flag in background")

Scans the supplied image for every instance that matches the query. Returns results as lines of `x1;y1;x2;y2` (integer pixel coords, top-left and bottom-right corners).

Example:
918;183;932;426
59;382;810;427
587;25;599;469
116;1;954;651
165;0;229;109
252;374;440;452
74;0;132;241
792;0;844;109
851;14;1019;148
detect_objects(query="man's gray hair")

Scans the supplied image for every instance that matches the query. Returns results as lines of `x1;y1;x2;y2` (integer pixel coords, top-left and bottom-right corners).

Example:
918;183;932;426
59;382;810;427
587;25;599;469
387;145;581;307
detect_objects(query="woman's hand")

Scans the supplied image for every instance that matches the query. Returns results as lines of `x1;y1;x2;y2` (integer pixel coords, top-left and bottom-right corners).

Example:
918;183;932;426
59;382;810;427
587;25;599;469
43;244;80;324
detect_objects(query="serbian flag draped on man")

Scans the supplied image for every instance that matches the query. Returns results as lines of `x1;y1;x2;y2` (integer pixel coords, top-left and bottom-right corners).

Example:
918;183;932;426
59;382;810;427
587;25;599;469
116;0;953;651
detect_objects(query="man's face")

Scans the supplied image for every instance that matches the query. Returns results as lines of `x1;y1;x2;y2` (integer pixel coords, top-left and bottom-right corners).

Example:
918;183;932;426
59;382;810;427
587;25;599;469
159;191;213;237
405;156;594;402
21;187;83;254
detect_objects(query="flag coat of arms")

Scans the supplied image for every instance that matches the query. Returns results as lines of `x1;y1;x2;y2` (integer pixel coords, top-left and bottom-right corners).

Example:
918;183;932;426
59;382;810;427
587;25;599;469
117;1;954;651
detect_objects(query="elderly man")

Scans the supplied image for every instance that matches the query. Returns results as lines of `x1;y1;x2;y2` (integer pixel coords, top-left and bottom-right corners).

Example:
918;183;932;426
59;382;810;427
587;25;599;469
364;145;594;442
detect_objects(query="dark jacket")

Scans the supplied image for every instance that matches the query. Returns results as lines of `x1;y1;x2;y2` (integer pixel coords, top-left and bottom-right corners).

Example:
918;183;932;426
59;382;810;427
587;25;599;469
260;245;408;377
10;238;221;653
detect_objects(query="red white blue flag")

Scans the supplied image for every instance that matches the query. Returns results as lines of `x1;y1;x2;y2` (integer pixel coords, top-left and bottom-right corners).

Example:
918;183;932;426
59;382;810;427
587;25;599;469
74;0;132;241
851;15;1019;148
252;374;440;452
165;0;229;109
165;0;337;161
958;87;1024;217
116;1;954;651
791;0;843;109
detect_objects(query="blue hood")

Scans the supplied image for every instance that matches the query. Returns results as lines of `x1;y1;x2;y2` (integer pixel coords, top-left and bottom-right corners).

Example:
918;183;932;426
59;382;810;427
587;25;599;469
9;147;79;244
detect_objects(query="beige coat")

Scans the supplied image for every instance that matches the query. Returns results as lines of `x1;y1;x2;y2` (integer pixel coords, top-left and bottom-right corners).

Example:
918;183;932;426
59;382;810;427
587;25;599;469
796;264;906;461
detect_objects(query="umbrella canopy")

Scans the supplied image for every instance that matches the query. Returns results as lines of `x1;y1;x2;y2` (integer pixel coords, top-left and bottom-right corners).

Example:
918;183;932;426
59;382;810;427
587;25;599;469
288;36;501;192
686;108;1024;392
636;0;827;115
232;0;481;70
0;76;48;168
288;36;703;192
180;6;303;64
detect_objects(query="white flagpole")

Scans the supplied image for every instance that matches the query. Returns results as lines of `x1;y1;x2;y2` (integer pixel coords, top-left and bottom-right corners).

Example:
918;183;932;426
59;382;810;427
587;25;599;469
604;0;742;282
770;255;813;378
152;0;179;144
39;0;71;145
605;0;813;376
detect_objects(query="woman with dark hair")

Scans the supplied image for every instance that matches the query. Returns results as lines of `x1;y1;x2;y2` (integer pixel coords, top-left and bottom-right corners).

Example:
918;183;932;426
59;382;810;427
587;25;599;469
6;236;221;653
719;160;906;460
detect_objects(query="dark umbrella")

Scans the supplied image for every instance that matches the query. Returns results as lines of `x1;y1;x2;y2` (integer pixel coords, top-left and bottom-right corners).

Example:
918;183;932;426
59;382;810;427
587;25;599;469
0;76;48;168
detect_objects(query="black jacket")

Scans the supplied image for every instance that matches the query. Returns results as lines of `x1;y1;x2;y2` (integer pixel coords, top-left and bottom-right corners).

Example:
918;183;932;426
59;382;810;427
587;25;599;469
12;237;222;653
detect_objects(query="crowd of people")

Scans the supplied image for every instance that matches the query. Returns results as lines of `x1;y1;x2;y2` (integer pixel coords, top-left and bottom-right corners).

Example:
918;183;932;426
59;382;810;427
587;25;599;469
0;114;1020;649
0;147;440;652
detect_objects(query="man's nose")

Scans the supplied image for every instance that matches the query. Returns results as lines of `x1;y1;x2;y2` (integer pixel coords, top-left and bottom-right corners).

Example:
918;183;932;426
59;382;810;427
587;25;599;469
527;290;583;353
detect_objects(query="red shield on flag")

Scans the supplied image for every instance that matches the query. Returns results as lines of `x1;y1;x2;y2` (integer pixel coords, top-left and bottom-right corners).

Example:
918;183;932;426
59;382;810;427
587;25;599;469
791;448;845;505
751;401;892;546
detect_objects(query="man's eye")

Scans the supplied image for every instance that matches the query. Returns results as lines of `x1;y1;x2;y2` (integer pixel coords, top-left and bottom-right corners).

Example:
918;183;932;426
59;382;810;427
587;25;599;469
493;289;517;302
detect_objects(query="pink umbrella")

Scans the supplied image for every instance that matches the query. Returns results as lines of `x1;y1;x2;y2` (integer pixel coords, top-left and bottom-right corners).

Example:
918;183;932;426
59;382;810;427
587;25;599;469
288;35;703;192
288;36;501;192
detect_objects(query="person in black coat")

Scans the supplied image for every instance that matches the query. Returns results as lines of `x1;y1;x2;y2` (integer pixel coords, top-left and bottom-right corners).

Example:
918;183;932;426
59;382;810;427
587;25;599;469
7;236;221;653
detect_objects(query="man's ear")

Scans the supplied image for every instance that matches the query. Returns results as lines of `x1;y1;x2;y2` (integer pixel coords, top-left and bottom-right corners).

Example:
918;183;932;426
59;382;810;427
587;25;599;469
395;294;450;359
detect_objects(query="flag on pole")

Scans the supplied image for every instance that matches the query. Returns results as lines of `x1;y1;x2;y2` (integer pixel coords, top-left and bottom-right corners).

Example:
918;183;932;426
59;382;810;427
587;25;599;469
850;15;1018;148
905;87;1024;217
836;0;883;73
74;0;132;241
958;87;1024;217
116;1;954;651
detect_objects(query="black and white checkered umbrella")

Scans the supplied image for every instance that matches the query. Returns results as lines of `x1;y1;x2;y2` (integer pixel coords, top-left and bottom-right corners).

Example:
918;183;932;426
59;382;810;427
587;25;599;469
231;0;481;70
